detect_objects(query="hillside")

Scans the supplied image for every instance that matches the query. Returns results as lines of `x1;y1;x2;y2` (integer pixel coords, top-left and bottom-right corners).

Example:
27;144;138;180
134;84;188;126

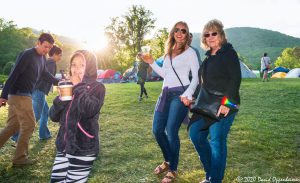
191;27;300;69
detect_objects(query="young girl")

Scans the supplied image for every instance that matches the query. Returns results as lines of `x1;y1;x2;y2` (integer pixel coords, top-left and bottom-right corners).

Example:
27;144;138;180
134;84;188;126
49;50;105;182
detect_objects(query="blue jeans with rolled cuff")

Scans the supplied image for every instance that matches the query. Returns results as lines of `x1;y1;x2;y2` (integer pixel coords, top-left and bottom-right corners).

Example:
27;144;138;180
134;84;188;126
189;113;236;183
152;89;188;171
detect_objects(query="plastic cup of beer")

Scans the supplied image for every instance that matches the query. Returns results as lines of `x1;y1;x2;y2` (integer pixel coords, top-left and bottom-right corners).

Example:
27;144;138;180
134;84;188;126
58;80;73;101
141;46;151;59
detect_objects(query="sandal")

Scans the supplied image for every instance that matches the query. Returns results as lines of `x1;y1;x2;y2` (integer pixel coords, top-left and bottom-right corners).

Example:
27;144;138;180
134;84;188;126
161;171;177;183
154;161;169;175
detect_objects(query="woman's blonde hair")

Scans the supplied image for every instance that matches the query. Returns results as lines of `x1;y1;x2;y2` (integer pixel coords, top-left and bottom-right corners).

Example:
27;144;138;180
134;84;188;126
201;19;227;50
165;21;190;57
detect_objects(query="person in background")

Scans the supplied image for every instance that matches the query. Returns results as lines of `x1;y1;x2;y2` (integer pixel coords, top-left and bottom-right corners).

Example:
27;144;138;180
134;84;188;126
260;52;271;82
32;45;62;140
141;21;199;183
189;33;202;65
11;45;62;142
188;19;241;183
136;54;149;101
0;33;58;167
49;50;105;182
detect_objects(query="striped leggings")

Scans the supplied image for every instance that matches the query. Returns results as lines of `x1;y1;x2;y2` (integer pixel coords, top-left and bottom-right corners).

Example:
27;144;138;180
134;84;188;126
50;152;96;183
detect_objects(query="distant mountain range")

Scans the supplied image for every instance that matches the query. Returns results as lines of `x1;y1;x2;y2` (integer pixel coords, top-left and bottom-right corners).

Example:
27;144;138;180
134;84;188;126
191;27;300;69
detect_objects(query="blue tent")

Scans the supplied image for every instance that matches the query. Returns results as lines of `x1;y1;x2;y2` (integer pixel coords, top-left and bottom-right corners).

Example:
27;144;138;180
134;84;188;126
273;66;290;73
155;56;164;67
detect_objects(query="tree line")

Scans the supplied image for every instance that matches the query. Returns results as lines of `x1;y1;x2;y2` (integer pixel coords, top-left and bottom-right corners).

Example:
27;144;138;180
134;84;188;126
1;5;299;76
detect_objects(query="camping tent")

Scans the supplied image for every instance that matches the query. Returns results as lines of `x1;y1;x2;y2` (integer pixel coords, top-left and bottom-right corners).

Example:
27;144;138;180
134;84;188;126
273;67;289;73
97;69;123;83
285;68;300;78
122;67;137;83
239;61;257;78
271;72;286;78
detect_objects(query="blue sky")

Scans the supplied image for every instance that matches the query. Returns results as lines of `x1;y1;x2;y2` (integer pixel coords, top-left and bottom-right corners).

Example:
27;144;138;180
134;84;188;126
1;0;300;49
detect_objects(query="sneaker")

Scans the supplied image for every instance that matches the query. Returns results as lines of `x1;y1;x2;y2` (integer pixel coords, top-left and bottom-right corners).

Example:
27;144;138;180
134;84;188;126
145;95;149;99
13;159;35;167
138;97;143;101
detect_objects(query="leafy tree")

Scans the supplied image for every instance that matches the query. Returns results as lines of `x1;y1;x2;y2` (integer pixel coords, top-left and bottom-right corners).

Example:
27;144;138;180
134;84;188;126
0;18;36;71
104;5;156;71
275;47;300;69
149;28;169;59
2;61;15;75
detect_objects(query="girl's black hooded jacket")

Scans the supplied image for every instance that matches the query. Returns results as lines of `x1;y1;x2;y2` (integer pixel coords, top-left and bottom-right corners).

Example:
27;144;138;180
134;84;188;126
49;50;105;156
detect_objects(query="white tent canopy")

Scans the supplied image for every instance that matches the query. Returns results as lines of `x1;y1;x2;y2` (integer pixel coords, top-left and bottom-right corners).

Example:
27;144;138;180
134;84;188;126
240;61;257;78
285;68;300;78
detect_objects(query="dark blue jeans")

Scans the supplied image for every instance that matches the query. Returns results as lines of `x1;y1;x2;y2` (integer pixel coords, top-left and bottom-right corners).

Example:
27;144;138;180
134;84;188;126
189;113;236;183
152;90;188;171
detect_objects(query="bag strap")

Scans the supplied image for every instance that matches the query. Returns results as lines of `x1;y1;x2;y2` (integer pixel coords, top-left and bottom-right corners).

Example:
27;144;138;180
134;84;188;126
170;54;185;91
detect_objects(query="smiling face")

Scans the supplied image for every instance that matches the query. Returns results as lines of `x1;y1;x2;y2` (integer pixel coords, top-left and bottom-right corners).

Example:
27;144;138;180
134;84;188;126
70;54;86;82
173;23;188;44
204;30;221;51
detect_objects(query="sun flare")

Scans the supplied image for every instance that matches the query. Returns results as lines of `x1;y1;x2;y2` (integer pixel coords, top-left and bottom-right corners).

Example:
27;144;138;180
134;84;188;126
81;35;108;51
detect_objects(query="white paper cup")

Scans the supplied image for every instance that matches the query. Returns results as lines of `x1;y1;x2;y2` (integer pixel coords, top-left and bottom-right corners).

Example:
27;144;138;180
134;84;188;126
58;81;73;101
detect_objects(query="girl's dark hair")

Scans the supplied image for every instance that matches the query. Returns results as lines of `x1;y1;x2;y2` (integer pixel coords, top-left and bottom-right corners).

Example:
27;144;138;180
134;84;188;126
49;45;62;57
38;33;54;44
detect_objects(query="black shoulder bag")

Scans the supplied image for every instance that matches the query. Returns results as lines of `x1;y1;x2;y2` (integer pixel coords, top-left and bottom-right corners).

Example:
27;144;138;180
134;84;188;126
190;60;224;120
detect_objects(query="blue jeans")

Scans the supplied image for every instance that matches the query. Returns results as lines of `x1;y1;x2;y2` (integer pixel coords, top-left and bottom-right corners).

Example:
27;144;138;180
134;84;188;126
32;90;51;139
189;113;236;183
152;90;188;171
12;90;51;140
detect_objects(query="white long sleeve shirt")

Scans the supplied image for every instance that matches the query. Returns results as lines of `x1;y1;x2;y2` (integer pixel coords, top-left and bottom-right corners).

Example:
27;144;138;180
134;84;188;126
150;47;199;100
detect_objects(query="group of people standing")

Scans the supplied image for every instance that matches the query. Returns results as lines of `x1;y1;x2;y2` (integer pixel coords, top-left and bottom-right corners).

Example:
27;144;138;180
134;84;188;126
0;19;242;183
0;33;105;182
141;19;241;183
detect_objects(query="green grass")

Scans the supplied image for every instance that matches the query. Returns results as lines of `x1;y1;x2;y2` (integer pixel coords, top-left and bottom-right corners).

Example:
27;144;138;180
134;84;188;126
0;79;299;183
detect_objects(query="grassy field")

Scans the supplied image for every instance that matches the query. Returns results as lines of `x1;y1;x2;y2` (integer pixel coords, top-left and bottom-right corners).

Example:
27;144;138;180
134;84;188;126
0;79;299;183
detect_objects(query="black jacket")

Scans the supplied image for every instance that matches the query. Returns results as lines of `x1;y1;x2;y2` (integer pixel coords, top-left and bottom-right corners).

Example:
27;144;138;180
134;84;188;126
49;50;105;156
1;48;58;99
49;80;105;155
190;43;241;128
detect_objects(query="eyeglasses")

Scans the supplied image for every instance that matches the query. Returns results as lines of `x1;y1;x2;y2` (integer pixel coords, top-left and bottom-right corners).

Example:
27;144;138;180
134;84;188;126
204;32;218;38
174;28;187;34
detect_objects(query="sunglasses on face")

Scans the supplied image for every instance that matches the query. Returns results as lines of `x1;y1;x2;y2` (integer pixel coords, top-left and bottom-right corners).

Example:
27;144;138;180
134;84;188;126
204;32;218;38
174;28;187;34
